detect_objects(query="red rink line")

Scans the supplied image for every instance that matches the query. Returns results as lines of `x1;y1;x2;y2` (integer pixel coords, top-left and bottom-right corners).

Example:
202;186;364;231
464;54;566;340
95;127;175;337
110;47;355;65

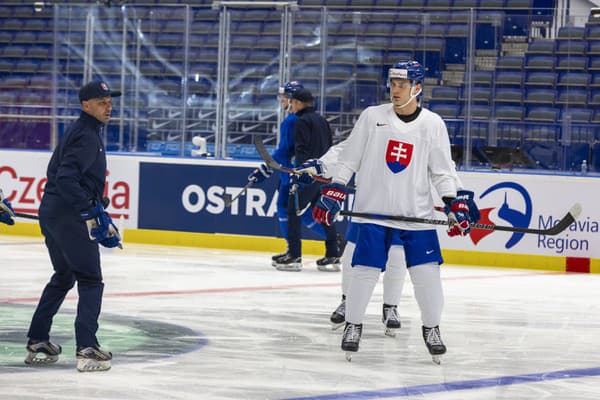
0;270;557;304
0;282;340;303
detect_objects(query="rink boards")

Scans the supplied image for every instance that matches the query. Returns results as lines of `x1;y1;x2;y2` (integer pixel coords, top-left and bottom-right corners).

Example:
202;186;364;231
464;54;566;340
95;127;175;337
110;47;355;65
1;149;599;273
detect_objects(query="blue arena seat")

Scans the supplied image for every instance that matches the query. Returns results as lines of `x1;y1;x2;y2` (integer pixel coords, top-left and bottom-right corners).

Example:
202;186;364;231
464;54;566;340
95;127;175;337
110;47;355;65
589;89;600;105
556;40;586;55
556;55;587;71
394;23;420;37
460;104;491;120
525;55;555;70
494;87;523;104
429;102;460;119
495;71;523;86
556;88;588;105
527;39;555;54
426;0;453;10
525;71;557;86
560;108;593;123
524;88;555;104
526;106;559;122
495;105;524;120
468;70;494;86
431;86;459;101
557;72;591;87
588;41;600;55
365;22;394;36
461;86;492;104
586;25;600;40
557;26;586;40
452;0;479;8
496;56;524;70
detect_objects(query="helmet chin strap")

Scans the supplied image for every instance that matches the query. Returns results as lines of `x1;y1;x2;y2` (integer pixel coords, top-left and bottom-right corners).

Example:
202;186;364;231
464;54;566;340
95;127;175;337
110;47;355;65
392;84;422;110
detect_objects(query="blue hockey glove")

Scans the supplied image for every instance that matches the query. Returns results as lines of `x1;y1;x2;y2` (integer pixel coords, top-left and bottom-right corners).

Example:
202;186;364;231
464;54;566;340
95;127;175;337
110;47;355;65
248;163;273;184
290;172;315;189
456;190;480;223
80;202;122;247
295;158;325;177
0;198;15;225
313;183;347;226
291;159;325;188
444;198;472;237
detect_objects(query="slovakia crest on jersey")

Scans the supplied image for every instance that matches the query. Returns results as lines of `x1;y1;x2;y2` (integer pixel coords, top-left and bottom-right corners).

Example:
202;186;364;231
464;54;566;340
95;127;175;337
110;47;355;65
385;139;413;173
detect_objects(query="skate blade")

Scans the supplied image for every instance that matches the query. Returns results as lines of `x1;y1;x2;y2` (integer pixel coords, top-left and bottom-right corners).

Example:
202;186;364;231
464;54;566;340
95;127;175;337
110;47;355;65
317;264;340;272
431;355;442;365
275;265;302;272
345;352;354;362
24;352;59;365
384;327;397;337
77;358;111;372
330;321;345;331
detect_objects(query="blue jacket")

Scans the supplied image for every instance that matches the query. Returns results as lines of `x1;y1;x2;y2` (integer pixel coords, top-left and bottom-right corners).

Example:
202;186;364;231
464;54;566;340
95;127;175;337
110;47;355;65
271;113;297;185
41;111;107;216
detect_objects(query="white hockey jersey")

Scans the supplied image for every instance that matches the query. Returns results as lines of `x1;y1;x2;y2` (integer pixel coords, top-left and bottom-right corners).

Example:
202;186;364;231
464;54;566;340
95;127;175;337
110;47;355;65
322;103;458;230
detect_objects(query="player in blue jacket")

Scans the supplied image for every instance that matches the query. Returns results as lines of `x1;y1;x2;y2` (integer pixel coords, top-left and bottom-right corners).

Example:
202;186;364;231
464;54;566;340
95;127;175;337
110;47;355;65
25;80;122;372
248;81;329;269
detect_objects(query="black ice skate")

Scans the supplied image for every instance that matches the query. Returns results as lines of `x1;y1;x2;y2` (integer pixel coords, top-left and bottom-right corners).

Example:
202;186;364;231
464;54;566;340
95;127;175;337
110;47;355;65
76;346;113;372
274;253;302;271
329;295;346;330
382;304;401;337
422;325;446;365
316;256;341;272
341;322;362;362
24;340;62;365
271;251;289;267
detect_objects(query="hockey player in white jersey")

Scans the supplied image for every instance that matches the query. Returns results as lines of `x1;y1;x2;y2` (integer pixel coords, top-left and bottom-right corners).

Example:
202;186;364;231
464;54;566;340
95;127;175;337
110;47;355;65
320;142;479;338
295;60;476;363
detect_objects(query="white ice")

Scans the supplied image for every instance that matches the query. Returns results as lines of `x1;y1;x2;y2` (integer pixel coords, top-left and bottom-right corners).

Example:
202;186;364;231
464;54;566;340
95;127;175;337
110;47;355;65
1;234;599;400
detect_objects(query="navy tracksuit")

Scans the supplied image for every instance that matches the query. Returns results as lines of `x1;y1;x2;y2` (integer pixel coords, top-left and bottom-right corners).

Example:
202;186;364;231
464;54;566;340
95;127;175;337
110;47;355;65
287;106;339;258
28;111;107;349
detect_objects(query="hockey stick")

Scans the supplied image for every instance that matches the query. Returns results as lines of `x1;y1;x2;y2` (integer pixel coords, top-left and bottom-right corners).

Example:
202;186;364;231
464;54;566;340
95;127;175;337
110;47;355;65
223;181;254;207
0;194;112;222
340;203;582;236
254;138;356;190
14;212;39;220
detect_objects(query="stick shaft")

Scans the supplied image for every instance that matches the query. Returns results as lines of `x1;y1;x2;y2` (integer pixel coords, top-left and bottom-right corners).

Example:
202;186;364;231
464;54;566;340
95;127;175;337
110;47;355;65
340;206;579;236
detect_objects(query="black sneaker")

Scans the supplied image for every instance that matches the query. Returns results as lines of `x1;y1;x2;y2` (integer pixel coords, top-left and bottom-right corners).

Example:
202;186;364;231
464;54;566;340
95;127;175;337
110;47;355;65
24;340;62;365
76;346;113;372
274;253;302;271
316;256;341;272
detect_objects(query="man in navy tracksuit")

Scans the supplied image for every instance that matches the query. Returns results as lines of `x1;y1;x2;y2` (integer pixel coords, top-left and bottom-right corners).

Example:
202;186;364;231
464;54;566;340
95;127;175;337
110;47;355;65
274;88;342;271
25;80;122;372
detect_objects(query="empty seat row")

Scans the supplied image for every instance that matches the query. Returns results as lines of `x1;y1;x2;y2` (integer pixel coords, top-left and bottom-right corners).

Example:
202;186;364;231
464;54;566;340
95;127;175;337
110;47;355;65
429;102;596;123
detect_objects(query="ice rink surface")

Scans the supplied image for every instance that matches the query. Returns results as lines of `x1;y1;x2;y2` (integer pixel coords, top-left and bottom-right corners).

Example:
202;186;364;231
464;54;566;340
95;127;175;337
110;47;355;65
1;234;600;400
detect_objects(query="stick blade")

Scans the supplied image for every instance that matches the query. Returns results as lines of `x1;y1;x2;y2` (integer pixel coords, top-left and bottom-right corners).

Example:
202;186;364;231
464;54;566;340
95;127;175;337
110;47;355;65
569;203;583;220
223;193;233;207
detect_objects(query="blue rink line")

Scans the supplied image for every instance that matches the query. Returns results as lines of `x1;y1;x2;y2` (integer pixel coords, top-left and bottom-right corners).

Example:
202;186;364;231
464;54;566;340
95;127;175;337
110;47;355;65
283;367;600;400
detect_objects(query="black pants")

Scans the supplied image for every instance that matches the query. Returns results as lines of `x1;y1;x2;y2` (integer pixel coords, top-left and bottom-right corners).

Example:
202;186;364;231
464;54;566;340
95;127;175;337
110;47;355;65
28;210;104;348
287;182;339;258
